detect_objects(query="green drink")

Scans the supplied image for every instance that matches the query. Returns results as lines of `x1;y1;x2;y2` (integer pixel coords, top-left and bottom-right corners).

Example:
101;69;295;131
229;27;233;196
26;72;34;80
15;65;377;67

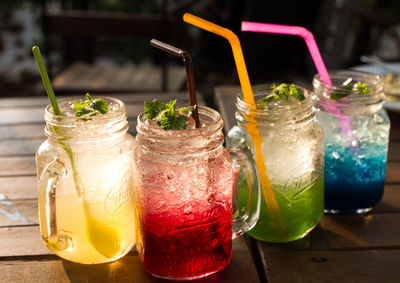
244;177;324;242
228;84;324;242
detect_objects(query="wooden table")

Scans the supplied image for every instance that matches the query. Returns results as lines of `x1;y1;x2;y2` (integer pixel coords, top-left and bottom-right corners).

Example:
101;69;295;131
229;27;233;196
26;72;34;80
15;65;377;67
0;92;260;283
215;85;400;283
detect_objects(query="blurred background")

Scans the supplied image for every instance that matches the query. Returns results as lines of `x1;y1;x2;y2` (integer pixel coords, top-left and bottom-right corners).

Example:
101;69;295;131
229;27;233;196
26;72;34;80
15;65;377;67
0;0;399;103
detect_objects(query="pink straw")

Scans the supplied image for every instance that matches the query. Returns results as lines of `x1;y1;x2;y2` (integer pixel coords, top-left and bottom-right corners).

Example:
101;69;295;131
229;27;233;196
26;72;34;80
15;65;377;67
241;21;331;85
241;21;364;168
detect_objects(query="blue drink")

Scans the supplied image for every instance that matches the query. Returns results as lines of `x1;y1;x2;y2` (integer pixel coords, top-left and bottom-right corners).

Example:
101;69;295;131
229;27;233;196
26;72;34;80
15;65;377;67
324;144;388;214
313;71;390;214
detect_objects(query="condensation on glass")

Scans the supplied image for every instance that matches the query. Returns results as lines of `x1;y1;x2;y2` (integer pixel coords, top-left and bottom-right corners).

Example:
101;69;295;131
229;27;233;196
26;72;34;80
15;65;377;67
36;97;136;264
133;106;260;280
227;84;325;243
313;71;390;214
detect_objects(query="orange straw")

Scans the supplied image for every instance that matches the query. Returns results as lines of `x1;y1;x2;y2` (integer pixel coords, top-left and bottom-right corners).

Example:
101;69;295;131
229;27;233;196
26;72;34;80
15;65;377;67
183;13;281;216
183;14;254;105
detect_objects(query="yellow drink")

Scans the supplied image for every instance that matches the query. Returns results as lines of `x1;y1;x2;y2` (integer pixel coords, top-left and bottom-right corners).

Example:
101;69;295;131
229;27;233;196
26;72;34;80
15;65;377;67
37;97;136;264
41;194;135;263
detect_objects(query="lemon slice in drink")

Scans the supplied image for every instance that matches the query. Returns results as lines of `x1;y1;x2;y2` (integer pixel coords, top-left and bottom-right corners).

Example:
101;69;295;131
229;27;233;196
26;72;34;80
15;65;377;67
83;203;120;258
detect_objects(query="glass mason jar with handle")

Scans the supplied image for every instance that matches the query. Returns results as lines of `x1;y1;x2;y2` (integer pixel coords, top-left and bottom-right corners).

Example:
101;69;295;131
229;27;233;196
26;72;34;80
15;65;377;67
227;84;324;243
134;106;260;280
313;71;390;214
36;96;136;264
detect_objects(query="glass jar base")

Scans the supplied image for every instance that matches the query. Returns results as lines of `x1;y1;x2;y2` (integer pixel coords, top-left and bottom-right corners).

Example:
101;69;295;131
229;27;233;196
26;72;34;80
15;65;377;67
324;207;372;215
247;223;317;243
144;268;220;281
55;249;132;264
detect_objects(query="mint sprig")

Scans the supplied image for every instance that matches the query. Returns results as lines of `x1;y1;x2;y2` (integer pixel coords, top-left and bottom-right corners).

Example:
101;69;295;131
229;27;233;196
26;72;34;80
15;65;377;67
330;78;370;100
73;93;109;118
257;83;305;106
355;82;369;95
144;99;196;130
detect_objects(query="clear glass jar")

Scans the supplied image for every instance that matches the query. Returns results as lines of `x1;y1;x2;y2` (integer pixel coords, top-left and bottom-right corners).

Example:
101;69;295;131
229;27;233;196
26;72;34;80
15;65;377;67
134;106;260;280
36;97;136;264
313;70;390;214
227;84;324;243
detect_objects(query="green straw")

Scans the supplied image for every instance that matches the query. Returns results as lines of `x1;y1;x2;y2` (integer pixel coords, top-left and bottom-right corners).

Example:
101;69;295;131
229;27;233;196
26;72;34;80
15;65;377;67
32;46;61;115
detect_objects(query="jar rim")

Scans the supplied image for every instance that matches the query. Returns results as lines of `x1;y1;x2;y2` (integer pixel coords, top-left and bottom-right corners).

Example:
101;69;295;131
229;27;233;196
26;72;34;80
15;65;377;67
313;70;385;105
44;96;126;124
136;105;225;154
236;84;312;112
136;105;223;139
235;84;315;124
44;96;128;142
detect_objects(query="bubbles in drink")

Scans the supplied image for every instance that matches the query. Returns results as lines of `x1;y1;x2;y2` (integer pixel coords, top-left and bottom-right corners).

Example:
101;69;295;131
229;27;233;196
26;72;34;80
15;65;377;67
317;108;390;212
186;116;196;129
135;146;233;278
229;89;324;242
37;97;135;264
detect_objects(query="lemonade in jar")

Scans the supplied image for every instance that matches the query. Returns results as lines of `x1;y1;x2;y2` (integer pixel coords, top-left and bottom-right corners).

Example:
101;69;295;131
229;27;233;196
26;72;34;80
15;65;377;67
36;95;136;264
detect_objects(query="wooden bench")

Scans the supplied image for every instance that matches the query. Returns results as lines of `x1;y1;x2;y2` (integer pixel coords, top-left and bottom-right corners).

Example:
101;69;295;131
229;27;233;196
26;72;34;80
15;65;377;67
41;9;187;93
52;63;186;94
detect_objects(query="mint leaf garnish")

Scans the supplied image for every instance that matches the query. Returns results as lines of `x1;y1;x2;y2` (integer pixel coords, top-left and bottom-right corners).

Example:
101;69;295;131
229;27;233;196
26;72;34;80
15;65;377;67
73;101;89;111
330;79;370;100
144;100;167;120
144;99;196;130
73;93;109;118
289;84;305;102
257;95;279;106
257;83;305;105
355;82;369;95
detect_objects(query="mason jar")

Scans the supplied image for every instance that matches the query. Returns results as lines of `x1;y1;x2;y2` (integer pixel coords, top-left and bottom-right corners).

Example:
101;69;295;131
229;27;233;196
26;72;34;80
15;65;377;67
313;70;390;214
36;96;136;264
134;106;260;280
227;84;324;243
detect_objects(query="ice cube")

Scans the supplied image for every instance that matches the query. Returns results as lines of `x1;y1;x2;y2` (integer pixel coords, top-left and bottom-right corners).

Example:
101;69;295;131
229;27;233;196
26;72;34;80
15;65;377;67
332;151;340;159
287;96;300;104
186;116;196;129
268;101;280;109
145;119;160;128
373;114;384;124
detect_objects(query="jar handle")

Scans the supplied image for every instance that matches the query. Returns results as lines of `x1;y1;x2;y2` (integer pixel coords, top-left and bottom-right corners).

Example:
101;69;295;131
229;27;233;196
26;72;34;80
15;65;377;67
227;149;261;239
38;158;70;251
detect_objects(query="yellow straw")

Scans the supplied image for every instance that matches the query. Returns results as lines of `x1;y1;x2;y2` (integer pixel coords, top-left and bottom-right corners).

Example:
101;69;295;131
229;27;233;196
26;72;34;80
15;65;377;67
183;13;281;216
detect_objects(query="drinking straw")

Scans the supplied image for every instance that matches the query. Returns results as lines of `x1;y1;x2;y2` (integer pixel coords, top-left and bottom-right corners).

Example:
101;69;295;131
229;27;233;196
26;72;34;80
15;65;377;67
32;46;120;258
183;13;282;216
241;21;364;168
241;22;332;85
32;46;61;115
183;14;255;105
150;39;200;128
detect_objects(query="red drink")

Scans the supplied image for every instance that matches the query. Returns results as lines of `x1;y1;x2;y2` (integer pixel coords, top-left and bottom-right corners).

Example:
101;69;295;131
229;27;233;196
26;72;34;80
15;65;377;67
134;106;260;280
135;147;233;280
140;208;232;279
